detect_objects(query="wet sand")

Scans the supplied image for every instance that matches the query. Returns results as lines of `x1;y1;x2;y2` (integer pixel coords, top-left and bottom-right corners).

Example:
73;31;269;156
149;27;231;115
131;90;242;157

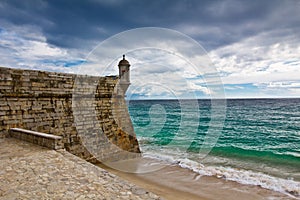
98;158;293;200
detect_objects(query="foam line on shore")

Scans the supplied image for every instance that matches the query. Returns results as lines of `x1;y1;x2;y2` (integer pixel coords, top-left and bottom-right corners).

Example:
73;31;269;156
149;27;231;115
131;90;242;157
143;152;300;198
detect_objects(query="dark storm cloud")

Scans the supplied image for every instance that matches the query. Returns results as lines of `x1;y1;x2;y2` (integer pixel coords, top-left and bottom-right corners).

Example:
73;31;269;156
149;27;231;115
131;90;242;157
0;0;132;48
0;0;299;50
1;0;300;98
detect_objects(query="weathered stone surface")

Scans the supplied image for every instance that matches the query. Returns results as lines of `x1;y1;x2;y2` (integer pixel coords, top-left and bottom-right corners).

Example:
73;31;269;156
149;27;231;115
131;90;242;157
0;67;141;162
0;138;161;200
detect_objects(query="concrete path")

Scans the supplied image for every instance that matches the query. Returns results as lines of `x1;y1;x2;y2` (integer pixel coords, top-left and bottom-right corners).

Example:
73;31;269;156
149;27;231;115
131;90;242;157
0;138;162;200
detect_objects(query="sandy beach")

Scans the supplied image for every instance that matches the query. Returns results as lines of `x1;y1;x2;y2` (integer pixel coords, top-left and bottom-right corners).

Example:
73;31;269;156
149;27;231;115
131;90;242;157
98;159;294;200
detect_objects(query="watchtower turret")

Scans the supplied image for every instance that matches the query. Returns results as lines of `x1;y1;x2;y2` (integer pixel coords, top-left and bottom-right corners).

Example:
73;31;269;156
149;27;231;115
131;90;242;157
118;55;130;94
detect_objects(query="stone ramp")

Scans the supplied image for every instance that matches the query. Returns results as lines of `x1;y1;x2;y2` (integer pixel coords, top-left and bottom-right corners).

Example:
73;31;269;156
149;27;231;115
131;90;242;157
0;138;161;200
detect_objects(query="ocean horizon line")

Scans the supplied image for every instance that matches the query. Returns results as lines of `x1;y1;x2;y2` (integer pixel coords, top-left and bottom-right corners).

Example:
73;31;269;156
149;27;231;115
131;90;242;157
126;97;300;101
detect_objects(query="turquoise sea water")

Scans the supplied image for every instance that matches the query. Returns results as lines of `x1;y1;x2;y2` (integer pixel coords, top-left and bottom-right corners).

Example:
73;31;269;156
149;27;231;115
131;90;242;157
128;99;300;197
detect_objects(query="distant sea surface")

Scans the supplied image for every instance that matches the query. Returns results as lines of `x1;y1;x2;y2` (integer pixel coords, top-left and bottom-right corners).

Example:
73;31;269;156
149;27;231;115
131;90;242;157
128;98;300;197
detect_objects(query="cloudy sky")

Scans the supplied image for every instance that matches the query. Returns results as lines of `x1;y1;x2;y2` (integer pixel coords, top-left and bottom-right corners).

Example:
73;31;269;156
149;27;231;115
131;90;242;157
0;0;300;98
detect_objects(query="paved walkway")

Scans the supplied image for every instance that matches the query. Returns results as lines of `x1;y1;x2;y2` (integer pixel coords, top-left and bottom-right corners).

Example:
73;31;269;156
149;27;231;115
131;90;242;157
0;138;162;200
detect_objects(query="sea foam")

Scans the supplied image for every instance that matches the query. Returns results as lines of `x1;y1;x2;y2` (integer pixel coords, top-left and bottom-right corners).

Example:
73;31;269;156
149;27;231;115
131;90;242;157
143;152;300;198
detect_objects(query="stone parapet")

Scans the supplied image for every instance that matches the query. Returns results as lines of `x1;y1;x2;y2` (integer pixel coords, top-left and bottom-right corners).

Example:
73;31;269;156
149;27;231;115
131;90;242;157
9;128;64;150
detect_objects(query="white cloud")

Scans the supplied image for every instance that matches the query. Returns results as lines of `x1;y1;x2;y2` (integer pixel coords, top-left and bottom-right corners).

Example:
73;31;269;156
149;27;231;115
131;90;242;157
224;85;244;90
209;28;300;85
78;34;218;99
207;28;300;97
0;22;84;73
19;40;67;58
126;49;213;98
187;82;211;95
253;81;300;97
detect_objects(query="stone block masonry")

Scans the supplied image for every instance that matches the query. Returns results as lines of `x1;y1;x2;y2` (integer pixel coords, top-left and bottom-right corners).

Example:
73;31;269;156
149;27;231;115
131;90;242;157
0;66;141;162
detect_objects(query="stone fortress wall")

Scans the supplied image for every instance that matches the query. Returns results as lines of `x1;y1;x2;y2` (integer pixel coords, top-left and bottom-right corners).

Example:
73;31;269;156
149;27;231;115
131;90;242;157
0;66;140;162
